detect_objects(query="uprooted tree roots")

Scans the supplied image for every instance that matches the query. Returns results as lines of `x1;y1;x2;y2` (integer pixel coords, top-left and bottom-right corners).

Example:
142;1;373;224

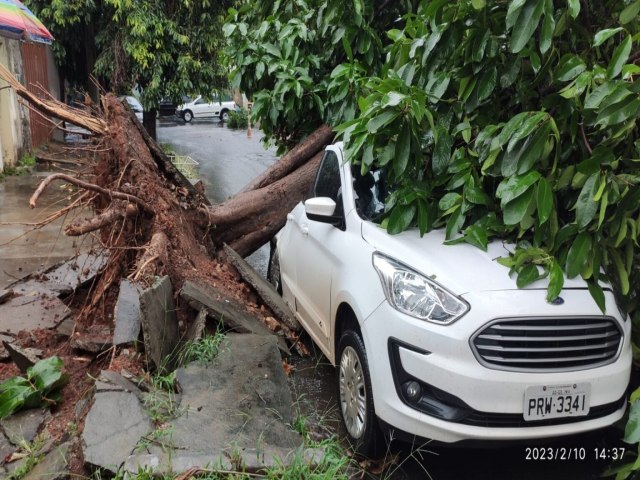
0;65;333;355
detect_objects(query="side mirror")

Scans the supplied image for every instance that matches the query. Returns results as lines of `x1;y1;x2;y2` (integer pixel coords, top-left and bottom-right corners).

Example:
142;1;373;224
305;197;345;230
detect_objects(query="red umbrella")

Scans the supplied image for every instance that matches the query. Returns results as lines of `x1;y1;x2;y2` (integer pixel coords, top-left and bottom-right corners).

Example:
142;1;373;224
0;0;53;44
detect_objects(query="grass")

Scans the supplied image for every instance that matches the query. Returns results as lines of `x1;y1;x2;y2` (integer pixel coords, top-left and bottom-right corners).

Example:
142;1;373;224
178;330;227;365
0;151;37;181
6;435;46;480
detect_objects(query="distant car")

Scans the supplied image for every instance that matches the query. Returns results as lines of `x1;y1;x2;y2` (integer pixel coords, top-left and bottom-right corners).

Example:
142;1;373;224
175;94;237;123
158;96;191;117
118;96;143;121
269;142;631;455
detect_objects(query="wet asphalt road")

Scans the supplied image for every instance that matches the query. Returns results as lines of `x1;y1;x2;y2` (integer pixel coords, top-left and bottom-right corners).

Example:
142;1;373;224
157;117;274;276
156;117;626;480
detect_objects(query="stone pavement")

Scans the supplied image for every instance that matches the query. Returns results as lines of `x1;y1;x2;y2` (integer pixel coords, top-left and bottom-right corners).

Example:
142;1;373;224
84;334;309;475
0;168;93;289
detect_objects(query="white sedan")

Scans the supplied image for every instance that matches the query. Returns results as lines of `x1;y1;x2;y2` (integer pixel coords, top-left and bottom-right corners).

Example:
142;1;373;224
270;142;631;455
175;94;237;122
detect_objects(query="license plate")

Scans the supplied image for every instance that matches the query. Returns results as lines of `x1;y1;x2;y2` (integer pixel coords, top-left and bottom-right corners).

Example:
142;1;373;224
523;383;591;421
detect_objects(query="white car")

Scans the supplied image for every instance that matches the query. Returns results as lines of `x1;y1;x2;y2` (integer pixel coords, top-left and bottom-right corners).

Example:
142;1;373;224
119;96;143;121
270;142;631;454
175;94;237;123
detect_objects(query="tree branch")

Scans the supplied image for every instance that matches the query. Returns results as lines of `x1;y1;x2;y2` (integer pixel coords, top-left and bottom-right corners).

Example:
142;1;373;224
30;173;154;214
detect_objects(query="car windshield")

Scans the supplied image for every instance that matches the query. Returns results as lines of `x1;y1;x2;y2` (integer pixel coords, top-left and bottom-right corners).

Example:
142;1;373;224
352;165;391;222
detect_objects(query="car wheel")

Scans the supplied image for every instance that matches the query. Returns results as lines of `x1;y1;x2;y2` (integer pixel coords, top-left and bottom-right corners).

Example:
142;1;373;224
220;109;230;122
183;110;193;123
267;241;282;295
337;329;383;457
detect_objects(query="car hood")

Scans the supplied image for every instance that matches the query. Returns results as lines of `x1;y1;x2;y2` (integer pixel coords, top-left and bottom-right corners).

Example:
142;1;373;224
360;222;588;295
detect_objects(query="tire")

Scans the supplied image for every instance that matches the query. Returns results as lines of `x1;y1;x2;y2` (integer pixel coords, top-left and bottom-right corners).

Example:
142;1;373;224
183;110;193;123
267;241;282;295
220;109;230;122
337;329;384;457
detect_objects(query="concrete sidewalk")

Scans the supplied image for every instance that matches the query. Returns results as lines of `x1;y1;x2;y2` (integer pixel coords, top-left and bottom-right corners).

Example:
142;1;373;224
0;168;93;289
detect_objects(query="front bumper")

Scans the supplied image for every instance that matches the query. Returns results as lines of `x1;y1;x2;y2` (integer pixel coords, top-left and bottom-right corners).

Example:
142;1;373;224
361;289;631;443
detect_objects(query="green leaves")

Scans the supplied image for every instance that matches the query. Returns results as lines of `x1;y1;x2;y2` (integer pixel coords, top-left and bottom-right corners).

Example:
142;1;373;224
575;174;599;228
607;35;632;79
508;0;545;53
0;357;68;419
566;232;592;278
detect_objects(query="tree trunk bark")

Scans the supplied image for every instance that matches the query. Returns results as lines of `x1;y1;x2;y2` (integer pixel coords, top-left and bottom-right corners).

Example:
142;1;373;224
143;108;158;141
240;124;333;193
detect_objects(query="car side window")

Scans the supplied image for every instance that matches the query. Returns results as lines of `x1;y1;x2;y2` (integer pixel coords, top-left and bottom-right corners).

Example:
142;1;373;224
195;98;206;105
313;151;344;216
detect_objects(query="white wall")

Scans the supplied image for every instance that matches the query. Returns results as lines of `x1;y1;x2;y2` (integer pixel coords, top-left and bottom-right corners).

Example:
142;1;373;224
0;38;29;169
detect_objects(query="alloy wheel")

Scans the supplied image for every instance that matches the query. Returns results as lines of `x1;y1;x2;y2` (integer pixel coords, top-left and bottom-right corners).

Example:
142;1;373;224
339;345;367;439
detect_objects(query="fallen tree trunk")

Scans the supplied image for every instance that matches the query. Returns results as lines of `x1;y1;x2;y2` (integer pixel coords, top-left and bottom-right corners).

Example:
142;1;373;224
0;66;329;355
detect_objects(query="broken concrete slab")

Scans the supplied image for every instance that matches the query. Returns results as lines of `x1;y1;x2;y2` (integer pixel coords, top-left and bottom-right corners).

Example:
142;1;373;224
0;334;14;361
1;409;48;445
70;333;111;353
3;343;42;373
54;317;74;338
22;440;71;480
224;244;300;332
180;280;289;354
7;252;108;297
95;370;143;399
126;334;301;474
124;452;233;475
139;276;180;372
0;432;15;466
184;307;207;342
0;293;70;335
113;279;142;346
0;289;10;304
82;391;153;473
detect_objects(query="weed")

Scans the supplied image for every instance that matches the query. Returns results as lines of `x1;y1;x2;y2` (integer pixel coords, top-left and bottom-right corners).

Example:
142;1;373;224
178;331;226;366
263;436;351;480
19;152;36;167
7;435;46;480
143;371;180;424
293;413;309;439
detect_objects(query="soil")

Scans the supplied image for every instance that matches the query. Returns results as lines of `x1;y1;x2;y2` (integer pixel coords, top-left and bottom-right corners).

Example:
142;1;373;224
0;94;296;477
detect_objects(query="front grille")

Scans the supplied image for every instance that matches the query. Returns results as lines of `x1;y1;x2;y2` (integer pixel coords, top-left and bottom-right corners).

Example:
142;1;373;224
471;317;623;372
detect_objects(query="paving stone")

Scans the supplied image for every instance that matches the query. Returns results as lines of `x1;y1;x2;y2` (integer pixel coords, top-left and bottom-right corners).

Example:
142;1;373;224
70;333;112;353
3;343;42;373
8;252;108;297
0;432;15;466
54;317;74;338
139;276;180;372
22;440;71;480
124;452;233;475
1;409;48;445
113;280;142;346
184;307;207;342
82;391;153;473
126;334;301;474
95;370;143;398
0;293;70;335
0;334;14;361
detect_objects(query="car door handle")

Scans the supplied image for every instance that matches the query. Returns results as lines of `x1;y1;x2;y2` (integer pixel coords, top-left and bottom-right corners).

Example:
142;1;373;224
287;214;294;222
301;224;309;236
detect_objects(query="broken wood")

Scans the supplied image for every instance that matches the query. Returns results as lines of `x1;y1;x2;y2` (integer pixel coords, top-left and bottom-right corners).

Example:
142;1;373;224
179;280;292;355
0;63;107;134
30;173;154;214
223;244;300;333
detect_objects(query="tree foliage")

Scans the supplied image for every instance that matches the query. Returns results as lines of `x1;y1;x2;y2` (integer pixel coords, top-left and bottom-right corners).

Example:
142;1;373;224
26;0;232;112
227;0;640;471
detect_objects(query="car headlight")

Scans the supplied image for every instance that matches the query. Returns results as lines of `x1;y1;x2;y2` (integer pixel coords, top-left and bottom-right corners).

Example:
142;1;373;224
372;253;469;324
